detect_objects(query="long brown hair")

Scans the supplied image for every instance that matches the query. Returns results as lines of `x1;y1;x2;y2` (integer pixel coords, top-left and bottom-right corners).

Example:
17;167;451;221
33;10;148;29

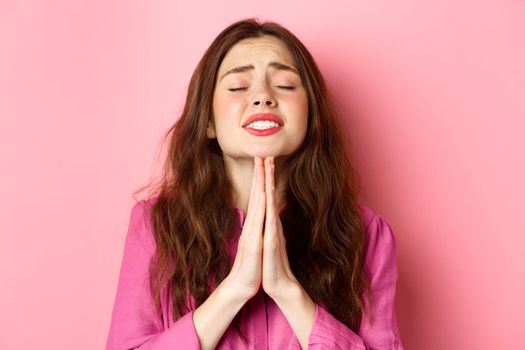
137;18;372;342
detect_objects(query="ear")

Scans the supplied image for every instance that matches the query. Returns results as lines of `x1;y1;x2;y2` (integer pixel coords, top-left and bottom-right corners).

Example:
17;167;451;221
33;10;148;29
206;119;216;139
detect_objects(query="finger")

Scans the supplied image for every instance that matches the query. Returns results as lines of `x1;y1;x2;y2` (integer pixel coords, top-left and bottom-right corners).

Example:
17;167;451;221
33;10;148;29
244;157;259;226
247;157;266;237
264;157;276;223
254;156;266;224
263;158;279;277
264;157;279;258
249;190;266;239
265;157;287;264
277;217;289;269
256;156;265;193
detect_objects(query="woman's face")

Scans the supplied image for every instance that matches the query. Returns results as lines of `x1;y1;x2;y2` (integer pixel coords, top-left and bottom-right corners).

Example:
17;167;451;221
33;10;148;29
210;35;309;160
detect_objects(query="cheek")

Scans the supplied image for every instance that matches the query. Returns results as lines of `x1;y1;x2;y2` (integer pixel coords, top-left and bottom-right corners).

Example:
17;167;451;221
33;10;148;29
214;94;244;115
212;95;246;136
286;93;309;125
299;95;309;120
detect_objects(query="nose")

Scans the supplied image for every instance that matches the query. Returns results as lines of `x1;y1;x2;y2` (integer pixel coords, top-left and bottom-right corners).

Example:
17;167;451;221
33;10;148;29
253;98;275;106
251;84;276;107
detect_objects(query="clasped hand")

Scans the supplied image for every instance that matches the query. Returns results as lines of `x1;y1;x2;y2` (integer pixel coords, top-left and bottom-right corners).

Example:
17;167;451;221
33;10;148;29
227;156;300;302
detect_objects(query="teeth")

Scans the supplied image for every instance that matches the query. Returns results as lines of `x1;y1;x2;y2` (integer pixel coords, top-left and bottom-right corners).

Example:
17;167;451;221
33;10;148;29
246;120;280;130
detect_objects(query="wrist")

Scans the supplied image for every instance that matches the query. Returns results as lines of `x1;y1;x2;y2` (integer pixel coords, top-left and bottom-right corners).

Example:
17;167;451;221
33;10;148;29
272;281;316;321
271;280;304;306
272;282;316;349
217;277;255;305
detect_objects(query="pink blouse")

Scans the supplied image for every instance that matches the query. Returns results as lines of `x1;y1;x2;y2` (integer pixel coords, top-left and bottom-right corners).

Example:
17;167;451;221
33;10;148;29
106;198;404;349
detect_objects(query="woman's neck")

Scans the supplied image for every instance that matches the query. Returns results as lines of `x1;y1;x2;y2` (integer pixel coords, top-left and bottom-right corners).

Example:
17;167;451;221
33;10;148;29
223;156;290;216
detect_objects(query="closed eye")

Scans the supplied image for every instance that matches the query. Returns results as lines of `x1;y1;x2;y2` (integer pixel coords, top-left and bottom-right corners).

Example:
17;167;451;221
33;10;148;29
228;86;295;91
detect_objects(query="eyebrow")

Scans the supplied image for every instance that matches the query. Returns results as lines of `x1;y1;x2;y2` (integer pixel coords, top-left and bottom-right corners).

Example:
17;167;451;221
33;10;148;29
219;61;300;82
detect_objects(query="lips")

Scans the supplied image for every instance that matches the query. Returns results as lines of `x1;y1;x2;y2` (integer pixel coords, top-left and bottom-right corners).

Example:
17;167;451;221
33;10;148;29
242;113;284;128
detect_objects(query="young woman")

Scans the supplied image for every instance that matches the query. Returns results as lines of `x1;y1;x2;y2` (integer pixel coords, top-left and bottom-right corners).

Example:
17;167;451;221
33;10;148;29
106;18;404;350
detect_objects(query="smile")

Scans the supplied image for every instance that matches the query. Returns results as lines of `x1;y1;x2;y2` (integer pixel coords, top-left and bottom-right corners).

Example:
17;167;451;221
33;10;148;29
242;113;284;136
245;120;281;130
243;121;282;136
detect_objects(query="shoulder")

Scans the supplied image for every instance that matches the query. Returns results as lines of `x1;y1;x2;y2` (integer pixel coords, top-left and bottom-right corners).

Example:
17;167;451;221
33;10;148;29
126;196;160;249
130;195;160;221
357;203;398;259
357;202;377;229
142;195;160;212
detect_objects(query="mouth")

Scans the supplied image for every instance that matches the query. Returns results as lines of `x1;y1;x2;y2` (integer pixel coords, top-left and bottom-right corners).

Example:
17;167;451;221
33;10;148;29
243;125;282;136
242;113;283;137
242;113;284;129
244;120;281;130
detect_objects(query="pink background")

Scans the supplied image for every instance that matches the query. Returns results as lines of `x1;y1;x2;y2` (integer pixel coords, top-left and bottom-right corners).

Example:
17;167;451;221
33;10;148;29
1;1;524;349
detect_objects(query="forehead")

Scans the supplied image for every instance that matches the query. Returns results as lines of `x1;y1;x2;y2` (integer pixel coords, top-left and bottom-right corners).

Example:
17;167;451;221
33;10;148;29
218;35;296;71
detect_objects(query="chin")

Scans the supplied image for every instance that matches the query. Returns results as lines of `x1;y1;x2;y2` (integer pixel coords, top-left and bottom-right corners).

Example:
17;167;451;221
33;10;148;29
250;149;298;160
248;146;283;159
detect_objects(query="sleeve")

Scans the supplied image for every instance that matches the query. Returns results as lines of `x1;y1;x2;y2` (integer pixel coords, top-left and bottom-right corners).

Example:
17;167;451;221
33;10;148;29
106;200;201;350
289;215;404;350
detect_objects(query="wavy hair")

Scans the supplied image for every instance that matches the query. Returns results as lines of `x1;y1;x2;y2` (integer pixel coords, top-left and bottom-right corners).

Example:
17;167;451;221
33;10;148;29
137;18;372;342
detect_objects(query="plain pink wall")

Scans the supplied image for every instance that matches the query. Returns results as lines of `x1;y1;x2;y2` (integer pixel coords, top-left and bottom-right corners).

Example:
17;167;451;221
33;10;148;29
1;1;524;349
